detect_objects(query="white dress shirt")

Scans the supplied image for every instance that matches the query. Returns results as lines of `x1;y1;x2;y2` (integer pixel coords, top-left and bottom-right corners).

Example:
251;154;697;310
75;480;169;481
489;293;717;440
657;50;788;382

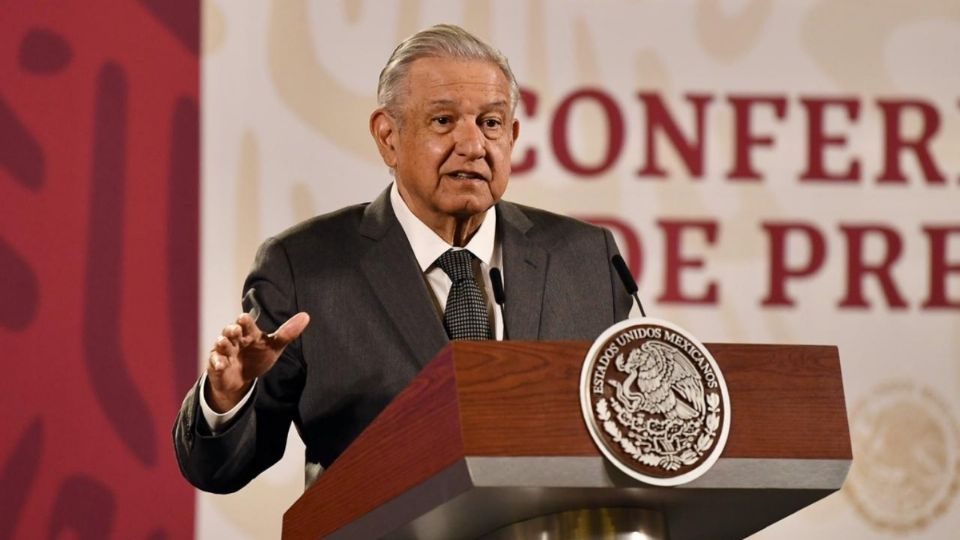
389;183;504;339
200;183;505;430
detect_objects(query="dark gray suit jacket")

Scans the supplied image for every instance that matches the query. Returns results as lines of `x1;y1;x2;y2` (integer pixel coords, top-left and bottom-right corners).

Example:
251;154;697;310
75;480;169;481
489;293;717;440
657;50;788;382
174;187;632;493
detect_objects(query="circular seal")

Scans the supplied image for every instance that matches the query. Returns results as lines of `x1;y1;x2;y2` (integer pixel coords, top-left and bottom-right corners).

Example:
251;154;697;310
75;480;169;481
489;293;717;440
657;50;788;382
844;380;960;532
579;318;731;486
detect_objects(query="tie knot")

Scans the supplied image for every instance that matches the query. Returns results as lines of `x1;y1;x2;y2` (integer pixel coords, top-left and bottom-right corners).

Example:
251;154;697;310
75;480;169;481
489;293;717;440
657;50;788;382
435;249;476;282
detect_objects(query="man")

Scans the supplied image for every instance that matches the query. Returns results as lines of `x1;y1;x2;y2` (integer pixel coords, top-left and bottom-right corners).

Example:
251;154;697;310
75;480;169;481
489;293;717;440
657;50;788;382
174;24;632;494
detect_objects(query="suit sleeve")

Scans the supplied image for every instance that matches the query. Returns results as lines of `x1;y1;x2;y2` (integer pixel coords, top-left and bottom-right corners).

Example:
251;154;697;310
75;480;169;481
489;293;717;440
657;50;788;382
173;237;306;494
602;228;635;322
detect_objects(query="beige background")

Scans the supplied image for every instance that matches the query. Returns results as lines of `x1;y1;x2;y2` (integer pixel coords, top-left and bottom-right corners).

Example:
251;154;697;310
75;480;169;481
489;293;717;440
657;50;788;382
199;1;960;538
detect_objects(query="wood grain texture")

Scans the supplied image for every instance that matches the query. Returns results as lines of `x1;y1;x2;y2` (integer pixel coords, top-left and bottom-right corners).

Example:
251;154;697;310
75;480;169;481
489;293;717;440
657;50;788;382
282;348;464;540
453;341;850;459
283;340;850;539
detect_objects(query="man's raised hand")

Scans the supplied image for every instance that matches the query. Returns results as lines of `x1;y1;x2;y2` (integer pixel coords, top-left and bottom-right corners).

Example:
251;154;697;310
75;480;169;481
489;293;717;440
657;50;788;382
205;311;310;412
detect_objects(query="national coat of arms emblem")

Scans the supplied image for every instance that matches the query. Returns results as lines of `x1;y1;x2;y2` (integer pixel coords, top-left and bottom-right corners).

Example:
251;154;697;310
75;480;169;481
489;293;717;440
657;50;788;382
580;318;731;485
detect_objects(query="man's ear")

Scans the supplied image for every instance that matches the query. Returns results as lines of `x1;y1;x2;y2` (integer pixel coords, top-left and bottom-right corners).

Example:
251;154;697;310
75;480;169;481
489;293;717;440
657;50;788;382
511;118;520;147
369;108;398;168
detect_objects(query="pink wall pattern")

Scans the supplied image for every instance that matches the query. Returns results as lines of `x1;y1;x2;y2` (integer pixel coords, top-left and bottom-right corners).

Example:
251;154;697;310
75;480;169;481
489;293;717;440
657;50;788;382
1;2;198;538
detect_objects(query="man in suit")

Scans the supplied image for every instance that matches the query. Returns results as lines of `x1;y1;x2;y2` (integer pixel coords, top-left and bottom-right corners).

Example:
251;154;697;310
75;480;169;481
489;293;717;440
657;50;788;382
174;24;632;494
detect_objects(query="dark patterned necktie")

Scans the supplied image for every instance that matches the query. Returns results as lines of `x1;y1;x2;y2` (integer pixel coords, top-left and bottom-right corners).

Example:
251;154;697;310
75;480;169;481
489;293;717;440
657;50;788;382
434;249;492;340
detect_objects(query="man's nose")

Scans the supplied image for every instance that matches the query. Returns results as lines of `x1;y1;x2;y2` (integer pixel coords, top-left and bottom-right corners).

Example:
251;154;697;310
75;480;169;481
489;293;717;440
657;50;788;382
454;121;485;159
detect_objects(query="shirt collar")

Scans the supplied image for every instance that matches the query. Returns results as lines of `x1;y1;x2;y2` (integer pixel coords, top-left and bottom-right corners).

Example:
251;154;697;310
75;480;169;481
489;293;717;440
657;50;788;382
390;182;497;272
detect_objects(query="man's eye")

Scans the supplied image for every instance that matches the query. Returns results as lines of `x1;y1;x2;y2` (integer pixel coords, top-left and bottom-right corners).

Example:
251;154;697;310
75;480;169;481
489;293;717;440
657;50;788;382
432;116;451;126
482;118;502;128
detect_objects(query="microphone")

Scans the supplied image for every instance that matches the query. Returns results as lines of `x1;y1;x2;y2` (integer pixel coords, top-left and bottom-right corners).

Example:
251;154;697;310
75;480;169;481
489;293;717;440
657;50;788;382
489;267;507;339
611;255;647;317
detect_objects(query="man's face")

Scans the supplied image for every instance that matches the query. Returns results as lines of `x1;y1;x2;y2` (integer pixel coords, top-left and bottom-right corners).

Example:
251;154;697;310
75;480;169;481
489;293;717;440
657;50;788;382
374;57;518;227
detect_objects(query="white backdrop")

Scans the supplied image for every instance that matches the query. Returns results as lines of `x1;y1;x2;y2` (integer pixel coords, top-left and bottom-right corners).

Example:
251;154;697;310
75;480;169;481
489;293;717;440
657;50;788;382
199;1;960;538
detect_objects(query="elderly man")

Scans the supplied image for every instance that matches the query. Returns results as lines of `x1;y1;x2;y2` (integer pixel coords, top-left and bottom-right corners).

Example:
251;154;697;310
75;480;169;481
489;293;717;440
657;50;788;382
174;24;631;493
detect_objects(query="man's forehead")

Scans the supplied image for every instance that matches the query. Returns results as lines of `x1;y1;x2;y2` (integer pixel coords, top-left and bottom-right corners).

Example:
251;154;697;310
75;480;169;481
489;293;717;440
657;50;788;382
425;98;510;111
405;57;510;96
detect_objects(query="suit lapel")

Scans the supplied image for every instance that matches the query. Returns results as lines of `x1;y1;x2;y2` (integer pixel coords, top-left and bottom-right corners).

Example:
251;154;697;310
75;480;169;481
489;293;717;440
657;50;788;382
498;201;548;340
359;188;448;368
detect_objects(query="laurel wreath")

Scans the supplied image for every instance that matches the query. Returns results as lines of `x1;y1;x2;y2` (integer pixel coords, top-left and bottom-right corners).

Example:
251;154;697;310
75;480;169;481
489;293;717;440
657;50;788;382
596;393;721;471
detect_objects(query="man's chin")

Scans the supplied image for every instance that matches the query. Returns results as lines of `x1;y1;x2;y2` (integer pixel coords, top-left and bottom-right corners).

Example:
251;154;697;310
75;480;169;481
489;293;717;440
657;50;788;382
441;197;496;219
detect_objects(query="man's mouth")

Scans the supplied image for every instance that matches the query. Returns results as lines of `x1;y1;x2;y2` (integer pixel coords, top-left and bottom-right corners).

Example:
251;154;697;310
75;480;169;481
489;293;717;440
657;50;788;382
447;171;487;181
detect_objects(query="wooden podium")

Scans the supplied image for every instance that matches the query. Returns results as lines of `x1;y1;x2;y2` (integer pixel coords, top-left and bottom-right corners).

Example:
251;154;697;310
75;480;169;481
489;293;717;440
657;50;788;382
282;341;851;539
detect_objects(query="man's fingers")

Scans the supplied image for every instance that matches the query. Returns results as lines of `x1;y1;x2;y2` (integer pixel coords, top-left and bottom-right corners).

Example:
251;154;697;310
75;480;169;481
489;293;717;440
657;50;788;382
221;323;242;347
208;351;228;372
236;312;257;332
236;313;261;346
266;312;311;349
214;335;238;357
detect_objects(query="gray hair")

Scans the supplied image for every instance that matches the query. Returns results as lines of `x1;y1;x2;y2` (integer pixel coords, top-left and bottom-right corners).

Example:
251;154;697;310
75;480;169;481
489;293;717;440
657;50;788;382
377;24;520;115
